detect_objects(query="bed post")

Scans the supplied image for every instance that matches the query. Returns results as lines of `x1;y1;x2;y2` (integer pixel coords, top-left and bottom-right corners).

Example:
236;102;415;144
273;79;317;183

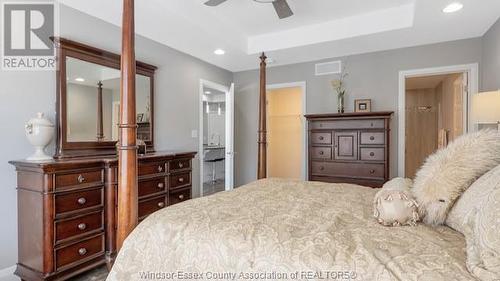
116;0;138;250
257;52;267;179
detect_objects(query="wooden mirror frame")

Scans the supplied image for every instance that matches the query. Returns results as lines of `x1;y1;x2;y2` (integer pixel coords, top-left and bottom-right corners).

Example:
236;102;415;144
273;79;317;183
52;37;157;159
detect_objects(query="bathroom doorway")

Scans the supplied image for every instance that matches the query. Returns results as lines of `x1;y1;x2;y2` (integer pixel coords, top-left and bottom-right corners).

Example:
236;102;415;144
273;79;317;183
199;80;234;197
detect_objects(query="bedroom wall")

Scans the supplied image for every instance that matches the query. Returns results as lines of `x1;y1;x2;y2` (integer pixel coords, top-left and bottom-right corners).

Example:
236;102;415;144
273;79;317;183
0;4;232;274
482;17;500;91
233;38;483;187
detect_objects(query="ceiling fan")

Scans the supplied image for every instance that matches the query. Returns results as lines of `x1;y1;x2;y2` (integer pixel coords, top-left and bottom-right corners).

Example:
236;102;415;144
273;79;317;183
204;0;294;19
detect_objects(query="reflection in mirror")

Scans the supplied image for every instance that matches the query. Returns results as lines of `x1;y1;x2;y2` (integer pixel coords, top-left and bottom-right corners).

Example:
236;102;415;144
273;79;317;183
66;57;152;142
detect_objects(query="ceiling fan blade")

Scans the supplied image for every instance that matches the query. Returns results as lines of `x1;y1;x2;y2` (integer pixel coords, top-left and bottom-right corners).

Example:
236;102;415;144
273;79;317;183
272;0;293;19
204;0;228;6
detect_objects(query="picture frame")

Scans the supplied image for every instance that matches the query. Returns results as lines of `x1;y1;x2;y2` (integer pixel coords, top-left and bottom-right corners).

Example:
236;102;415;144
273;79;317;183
354;99;372;113
136;113;144;123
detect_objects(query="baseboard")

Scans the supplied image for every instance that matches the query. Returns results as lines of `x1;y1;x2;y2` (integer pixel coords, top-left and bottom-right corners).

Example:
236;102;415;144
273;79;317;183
0;266;15;278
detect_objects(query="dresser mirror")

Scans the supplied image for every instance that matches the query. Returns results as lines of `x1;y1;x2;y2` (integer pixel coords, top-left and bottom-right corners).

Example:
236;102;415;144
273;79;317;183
54;37;157;158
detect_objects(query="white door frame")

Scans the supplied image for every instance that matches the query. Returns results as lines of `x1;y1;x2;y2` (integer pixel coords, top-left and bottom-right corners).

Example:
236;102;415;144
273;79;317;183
266;81;307;181
398;63;479;177
199;79;234;197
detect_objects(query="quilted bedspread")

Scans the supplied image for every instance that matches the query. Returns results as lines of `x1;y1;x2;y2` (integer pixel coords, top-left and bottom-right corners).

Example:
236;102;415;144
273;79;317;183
107;178;476;281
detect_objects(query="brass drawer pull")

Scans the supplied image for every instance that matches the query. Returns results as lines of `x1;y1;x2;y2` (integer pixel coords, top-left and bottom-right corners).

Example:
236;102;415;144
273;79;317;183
178;177;184;183
369;169;375;174
158;182;164;189
157;166;163;172
77;223;87;230
318;136;324;140
319;166;325;171
178;163;184;168
178;194;185;200
77;197;87;205
319;151;324;155
157;202;165;208
77;174;85;183
370;152;375;157
78;248;87;256
370;136;375;141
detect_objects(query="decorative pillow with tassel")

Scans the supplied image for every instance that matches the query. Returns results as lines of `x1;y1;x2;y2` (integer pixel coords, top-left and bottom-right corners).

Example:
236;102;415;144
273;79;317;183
373;177;419;227
413;130;500;225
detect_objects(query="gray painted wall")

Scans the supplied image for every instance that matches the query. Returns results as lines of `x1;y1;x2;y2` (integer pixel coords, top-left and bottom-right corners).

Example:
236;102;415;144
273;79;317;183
482;17;500;91
0;5;232;271
233;38;483;187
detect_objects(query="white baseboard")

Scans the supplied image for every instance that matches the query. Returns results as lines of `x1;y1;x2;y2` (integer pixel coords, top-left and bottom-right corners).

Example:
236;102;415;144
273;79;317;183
0;266;16;280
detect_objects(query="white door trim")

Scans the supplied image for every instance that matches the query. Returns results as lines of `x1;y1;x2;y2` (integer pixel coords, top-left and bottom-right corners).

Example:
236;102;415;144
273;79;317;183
266;81;307;181
199;79;233;197
398;63;479;177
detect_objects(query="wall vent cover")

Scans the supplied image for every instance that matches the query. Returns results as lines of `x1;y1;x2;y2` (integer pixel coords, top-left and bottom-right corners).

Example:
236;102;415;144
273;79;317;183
315;60;341;76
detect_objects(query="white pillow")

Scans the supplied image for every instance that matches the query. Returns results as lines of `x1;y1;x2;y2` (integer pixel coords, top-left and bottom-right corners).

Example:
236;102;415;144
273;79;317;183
373;177;419;226
446;165;500;280
413;130;500;225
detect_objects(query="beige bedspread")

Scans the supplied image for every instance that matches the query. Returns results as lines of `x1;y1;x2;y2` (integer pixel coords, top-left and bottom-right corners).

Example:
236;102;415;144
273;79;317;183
108;178;476;281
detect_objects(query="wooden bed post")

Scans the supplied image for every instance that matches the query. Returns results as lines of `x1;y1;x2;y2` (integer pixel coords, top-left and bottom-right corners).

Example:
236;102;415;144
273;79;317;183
116;0;138;250
257;52;267;179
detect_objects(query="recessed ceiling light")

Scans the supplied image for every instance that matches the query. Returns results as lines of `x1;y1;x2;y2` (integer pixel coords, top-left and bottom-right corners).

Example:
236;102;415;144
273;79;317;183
205;91;211;94
443;2;463;13
214;49;225;55
75;77;85;82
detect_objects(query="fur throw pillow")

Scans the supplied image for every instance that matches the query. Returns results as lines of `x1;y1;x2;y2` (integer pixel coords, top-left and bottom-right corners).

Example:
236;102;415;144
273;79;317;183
373;177;419;226
413;130;500;225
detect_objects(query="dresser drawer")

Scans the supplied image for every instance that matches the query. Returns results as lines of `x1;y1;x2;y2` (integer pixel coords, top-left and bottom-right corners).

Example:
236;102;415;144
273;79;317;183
311;147;332;159
360;132;385;145
55;211;103;243
169;187;191;206
360;147;385;161
139;177;166;198
55;170;103;189
138;195;166;219
310;132;332;144
170;172;191;189
55;234;104;269
55;188;103;215
170;159;191;171
311;161;385;180
310;119;385;130
139;162;166;176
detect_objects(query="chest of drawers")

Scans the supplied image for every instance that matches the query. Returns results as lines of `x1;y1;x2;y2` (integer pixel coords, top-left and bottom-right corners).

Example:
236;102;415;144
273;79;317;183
10;151;196;281
305;112;393;188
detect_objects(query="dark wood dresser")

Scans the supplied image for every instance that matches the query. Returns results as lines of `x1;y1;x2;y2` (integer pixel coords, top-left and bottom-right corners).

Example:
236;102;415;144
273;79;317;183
306;112;393;188
9;151;196;281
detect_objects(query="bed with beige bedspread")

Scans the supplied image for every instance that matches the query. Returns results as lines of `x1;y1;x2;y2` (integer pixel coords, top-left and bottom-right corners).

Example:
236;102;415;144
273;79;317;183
107;178;476;281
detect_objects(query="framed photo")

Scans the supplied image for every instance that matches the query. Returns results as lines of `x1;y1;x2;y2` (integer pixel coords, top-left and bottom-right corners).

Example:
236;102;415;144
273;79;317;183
136;113;144;123
354;99;372;113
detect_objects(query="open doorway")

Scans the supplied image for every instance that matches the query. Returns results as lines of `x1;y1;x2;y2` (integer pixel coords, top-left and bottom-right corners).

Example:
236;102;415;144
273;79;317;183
199;80;234;197
404;73;466;178
266;82;307;180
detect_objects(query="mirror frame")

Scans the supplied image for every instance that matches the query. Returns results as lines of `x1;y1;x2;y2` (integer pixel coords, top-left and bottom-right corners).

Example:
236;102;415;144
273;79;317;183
52;37;157;159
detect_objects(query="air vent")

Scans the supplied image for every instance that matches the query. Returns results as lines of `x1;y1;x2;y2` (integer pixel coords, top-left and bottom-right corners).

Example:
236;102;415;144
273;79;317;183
315;60;341;76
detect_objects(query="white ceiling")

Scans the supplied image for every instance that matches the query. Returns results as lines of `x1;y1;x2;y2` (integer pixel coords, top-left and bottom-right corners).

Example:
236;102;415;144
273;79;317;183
58;0;500;72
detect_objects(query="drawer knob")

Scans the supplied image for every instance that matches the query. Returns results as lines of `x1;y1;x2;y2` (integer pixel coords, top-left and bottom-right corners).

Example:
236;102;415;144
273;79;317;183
370;152;375;157
370;136;375;141
178;163;184;168
77;223;87;230
370;123;374;127
77;197;87;205
178;177;184;183
157;202;165;208
318;151;324;155
179;194;185;200
78;248;87;256
319;166;325;171
77;175;85;183
158;182;164;189
370;169;375;174
158;166;163;172
319;136;324;140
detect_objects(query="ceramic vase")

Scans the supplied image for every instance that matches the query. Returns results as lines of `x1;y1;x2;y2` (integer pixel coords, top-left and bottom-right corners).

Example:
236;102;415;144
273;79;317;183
338;94;345;113
25;112;54;161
